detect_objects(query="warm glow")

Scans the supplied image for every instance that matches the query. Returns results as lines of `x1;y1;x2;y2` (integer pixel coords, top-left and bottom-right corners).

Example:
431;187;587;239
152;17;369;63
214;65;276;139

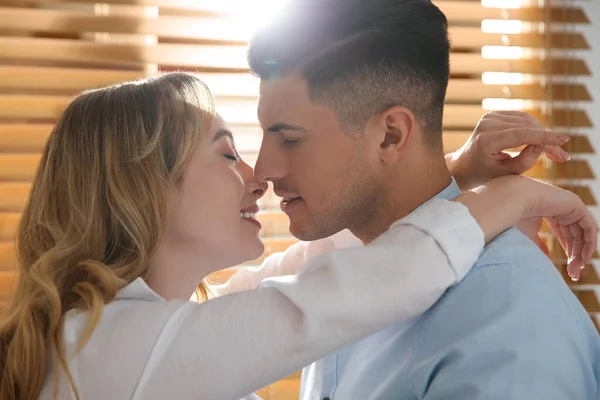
482;72;524;85
482;45;523;59
483;99;527;111
189;0;291;42
481;20;523;34
201;73;259;97
481;0;522;8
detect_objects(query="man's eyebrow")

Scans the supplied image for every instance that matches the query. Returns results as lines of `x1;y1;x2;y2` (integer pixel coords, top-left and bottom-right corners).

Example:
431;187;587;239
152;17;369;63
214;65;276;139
212;128;234;143
266;123;307;133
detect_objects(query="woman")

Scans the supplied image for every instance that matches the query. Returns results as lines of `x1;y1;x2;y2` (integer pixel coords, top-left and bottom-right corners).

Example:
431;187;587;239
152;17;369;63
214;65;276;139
0;73;593;400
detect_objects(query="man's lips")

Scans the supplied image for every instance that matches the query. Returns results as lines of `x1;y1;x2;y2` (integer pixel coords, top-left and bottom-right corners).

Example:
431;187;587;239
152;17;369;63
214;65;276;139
280;197;303;213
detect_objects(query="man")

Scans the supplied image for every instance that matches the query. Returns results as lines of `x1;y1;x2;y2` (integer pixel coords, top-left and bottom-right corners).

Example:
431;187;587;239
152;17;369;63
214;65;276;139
226;1;600;399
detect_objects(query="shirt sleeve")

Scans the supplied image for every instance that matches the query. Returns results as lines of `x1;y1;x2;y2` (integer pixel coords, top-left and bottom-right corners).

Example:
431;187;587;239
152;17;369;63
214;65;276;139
218;230;362;295
138;199;485;399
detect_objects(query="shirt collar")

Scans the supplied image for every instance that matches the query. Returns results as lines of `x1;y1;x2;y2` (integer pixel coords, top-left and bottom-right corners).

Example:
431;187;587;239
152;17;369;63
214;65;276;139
114;277;166;302
430;178;462;202
390;178;462;229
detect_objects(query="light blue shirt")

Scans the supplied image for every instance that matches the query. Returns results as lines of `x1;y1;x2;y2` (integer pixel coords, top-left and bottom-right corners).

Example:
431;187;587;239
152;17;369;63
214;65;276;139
301;180;600;400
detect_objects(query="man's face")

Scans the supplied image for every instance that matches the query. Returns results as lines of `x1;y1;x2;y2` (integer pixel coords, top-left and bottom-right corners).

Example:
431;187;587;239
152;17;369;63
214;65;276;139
255;76;383;241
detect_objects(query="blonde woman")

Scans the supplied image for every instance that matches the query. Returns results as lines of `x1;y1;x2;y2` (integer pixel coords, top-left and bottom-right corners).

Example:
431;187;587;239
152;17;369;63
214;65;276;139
0;73;593;400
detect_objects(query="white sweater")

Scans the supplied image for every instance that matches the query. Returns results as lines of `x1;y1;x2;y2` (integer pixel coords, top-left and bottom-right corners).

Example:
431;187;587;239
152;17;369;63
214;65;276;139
39;199;483;400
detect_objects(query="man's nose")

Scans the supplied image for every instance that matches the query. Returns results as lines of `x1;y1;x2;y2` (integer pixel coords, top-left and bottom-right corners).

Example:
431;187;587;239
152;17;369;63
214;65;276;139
239;160;268;199
254;139;287;183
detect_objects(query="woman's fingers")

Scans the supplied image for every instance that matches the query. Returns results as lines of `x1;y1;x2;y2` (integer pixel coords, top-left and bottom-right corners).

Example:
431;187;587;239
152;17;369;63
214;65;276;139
568;223;584;279
547;217;579;281
543;145;570;162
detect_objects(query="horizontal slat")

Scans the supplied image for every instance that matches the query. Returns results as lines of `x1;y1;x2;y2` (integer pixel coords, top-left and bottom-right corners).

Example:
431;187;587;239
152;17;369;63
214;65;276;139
527;159;594;180
3;1;590;24
557;263;600;286
0;183;30;212
562;135;595;154
0;271;18;301
574;290;600;313
0;66;259;97
0;124;53;152
560;185;597;206
473;82;592;102
0;36;250;70
0;37;590;76
453;56;590;76
0;95;70;120
593;316;600;334
451;27;589;50
0;242;17;272
0;67;592;102
435;1;590;24
0;9;589;51
0;7;247;43
0;213;20;241
0;65;144;92
0;154;40;181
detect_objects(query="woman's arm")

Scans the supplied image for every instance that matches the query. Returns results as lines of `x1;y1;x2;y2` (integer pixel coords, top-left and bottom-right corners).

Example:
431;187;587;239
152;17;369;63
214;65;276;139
136;199;483;399
136;177;595;399
458;175;596;280
217;230;360;295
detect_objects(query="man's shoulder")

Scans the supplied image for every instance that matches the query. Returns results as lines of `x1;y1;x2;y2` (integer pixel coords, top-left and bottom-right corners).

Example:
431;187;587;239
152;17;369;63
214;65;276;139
408;225;598;362
400;228;600;398
474;226;551;271
441;227;587;323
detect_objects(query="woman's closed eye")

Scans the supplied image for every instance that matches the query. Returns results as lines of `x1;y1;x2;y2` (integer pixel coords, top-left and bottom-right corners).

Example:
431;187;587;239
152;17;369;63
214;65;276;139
223;153;240;162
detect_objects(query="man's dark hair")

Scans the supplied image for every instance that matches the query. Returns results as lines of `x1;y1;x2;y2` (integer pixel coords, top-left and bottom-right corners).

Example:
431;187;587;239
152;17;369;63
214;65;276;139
247;0;450;151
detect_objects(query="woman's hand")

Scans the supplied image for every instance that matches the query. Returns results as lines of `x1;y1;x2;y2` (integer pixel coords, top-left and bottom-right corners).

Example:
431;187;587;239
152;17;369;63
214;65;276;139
447;111;571;191
456;176;597;281
515;178;597;281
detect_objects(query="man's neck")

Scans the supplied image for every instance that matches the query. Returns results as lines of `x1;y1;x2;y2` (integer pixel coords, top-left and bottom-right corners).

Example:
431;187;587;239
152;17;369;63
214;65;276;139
351;156;452;244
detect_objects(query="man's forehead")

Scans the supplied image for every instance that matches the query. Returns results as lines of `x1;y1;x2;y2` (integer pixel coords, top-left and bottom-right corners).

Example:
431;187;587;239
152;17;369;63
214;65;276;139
259;76;308;100
257;76;312;121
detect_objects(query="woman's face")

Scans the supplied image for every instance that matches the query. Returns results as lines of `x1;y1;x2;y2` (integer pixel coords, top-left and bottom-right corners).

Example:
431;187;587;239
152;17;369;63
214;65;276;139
163;114;267;272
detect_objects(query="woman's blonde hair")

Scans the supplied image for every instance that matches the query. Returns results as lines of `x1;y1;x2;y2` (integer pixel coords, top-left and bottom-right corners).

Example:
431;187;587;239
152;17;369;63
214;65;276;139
0;72;215;399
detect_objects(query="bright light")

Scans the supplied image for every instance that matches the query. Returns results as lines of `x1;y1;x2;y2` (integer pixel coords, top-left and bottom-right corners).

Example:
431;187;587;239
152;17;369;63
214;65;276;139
201;73;259;97
482;20;523;34
482;72;524;85
193;0;291;42
482;45;523;59
483;99;526;111
482;0;522;8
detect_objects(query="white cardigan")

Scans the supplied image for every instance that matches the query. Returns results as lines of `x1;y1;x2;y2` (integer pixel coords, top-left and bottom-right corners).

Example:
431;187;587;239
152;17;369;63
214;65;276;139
39;199;483;400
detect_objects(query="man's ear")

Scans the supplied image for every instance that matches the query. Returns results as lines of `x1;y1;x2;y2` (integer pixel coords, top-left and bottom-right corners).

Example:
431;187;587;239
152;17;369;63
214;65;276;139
373;106;416;165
